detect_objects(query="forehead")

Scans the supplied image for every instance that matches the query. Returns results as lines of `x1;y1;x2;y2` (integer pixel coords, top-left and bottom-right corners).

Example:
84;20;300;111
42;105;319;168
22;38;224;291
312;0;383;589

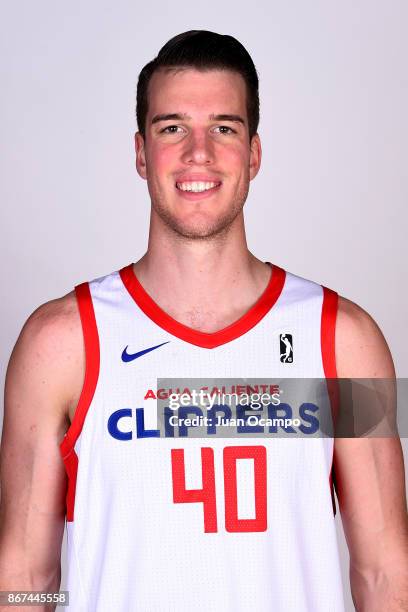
147;68;247;117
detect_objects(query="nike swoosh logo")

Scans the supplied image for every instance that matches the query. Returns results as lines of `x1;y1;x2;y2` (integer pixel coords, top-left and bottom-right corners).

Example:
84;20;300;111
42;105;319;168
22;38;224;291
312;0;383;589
121;341;170;362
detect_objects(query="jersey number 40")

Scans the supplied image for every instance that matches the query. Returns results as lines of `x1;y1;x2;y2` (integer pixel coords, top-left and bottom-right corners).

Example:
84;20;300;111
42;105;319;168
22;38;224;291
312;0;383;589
171;446;267;533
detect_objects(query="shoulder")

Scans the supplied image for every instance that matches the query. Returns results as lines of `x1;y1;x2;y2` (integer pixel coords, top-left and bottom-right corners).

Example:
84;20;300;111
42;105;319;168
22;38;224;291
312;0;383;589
17;290;81;358
335;295;395;378
6;290;84;417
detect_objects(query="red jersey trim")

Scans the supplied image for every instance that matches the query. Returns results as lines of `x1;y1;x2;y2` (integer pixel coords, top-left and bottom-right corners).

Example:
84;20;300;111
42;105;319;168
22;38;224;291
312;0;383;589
119;262;286;349
321;287;338;379
321;286;339;517
59;281;100;521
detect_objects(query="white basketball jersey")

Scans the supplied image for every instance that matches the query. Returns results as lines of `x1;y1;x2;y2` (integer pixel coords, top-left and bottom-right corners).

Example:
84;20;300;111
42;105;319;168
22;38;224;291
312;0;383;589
59;261;345;611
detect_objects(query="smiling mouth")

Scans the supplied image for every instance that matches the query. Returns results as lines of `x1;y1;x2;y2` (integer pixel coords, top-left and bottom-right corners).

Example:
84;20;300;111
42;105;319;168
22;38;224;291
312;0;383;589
176;181;221;193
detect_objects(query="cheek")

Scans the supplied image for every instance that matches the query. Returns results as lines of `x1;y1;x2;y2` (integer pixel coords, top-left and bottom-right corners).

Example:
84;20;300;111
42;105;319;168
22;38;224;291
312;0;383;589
147;145;177;178
215;142;250;171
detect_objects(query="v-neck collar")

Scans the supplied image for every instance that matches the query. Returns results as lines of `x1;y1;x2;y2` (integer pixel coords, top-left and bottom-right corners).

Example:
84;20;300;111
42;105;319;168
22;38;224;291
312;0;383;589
119;261;286;349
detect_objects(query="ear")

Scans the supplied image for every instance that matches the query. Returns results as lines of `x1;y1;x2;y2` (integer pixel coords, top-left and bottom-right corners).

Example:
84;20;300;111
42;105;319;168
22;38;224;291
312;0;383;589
135;132;147;179
249;133;262;181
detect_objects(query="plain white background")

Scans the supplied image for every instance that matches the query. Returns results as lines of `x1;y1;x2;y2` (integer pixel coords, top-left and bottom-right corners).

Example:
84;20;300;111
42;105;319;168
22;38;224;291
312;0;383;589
1;1;407;610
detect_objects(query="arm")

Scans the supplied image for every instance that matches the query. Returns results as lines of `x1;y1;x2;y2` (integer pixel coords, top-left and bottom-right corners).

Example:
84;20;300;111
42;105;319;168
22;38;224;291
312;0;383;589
334;296;408;612
0;292;83;611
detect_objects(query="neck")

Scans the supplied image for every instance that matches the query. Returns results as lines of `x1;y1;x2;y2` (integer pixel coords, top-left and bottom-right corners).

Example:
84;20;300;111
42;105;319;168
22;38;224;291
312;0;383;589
132;211;272;333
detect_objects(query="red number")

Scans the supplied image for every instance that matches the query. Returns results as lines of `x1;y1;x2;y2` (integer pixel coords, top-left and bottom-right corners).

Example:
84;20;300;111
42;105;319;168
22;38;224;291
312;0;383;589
171;448;217;533
171;445;267;533
223;446;267;532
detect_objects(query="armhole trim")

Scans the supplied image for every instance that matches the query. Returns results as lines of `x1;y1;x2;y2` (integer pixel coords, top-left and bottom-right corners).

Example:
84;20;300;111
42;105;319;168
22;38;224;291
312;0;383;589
59;281;100;521
321;285;339;516
321;286;338;378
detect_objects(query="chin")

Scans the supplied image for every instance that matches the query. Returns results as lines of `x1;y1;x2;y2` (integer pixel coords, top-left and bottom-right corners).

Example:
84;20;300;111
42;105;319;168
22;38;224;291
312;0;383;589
161;209;235;239
152;191;247;239
169;219;230;240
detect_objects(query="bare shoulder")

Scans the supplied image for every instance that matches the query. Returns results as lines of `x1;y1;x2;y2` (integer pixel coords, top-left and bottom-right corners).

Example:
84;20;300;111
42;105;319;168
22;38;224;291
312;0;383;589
335;295;395;378
5;289;84;426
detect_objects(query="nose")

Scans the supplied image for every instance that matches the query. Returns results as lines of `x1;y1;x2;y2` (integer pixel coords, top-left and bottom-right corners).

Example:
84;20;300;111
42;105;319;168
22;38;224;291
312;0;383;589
181;130;214;165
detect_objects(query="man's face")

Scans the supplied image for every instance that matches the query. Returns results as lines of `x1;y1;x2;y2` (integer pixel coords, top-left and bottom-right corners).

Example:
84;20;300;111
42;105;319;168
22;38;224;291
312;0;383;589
135;68;261;239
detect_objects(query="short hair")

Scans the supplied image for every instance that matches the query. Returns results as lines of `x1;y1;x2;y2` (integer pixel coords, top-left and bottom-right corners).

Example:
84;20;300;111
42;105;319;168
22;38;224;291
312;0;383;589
136;30;260;140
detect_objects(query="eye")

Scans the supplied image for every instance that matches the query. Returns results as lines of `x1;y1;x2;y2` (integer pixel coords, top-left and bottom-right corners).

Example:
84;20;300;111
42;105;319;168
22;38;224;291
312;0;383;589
160;125;184;134
214;125;236;134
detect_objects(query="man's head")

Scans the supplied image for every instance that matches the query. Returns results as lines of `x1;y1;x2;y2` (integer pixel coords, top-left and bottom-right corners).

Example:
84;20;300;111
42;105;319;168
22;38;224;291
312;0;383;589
135;30;262;240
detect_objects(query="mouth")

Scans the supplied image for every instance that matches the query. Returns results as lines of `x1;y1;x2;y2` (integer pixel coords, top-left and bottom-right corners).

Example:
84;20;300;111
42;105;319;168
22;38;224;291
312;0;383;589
176;180;222;194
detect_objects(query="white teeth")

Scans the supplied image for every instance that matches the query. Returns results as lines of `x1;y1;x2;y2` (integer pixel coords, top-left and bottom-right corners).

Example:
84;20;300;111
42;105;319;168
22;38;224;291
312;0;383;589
176;181;219;192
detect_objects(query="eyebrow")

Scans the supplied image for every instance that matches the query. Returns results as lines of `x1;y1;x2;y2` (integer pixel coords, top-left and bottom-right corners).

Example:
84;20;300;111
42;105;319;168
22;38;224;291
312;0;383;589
151;113;245;125
151;113;189;124
209;113;245;125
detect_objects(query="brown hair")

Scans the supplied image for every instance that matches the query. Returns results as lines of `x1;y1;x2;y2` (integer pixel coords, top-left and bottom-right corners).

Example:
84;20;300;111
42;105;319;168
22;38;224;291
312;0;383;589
136;30;260;140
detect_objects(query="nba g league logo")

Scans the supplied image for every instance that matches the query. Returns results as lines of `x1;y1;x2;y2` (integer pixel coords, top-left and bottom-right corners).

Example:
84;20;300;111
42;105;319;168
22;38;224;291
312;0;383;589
280;334;293;363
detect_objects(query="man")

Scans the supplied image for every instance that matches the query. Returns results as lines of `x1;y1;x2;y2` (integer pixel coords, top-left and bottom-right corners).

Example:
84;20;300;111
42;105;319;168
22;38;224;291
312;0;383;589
0;30;407;612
